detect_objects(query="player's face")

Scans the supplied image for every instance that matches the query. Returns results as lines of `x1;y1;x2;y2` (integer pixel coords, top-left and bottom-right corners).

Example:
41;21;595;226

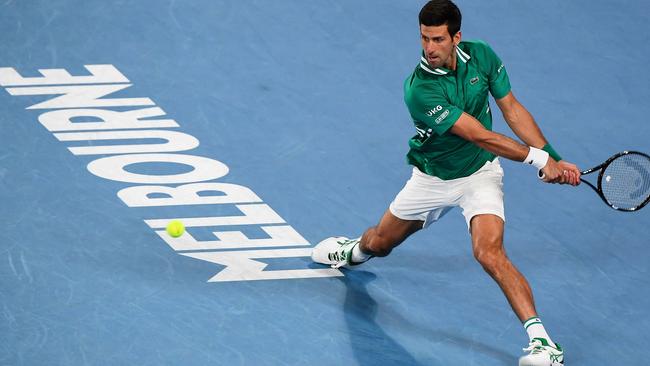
420;24;461;69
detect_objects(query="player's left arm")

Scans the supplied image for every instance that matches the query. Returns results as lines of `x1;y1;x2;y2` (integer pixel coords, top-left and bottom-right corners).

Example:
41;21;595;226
495;91;581;185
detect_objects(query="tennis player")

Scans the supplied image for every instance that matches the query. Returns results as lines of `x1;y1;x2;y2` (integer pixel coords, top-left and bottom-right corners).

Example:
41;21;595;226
312;1;581;365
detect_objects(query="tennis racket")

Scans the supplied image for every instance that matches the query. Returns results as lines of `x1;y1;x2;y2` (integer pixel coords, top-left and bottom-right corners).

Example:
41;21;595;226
540;151;650;211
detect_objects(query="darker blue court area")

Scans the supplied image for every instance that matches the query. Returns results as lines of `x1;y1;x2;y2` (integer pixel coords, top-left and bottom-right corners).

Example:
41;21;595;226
1;1;649;365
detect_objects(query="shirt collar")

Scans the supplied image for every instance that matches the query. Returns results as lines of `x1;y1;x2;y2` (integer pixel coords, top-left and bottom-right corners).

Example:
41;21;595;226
419;45;471;75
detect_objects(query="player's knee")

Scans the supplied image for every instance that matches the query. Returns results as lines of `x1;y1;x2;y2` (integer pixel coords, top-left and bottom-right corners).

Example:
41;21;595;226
473;246;506;274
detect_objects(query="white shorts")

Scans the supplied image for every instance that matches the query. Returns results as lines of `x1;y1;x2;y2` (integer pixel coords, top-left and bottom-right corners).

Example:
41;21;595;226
389;159;505;231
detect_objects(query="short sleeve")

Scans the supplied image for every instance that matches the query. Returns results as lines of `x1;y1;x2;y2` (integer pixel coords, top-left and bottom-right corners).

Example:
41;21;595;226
406;84;463;135
480;42;511;99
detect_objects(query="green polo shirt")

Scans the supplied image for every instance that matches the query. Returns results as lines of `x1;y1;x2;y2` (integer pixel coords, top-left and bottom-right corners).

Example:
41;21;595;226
403;40;511;180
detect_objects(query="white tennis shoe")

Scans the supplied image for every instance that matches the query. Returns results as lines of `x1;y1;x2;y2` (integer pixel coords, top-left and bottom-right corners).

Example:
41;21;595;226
519;338;564;366
311;236;364;269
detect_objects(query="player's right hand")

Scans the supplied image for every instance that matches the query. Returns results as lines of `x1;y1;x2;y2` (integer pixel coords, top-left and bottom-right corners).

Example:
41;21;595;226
557;160;581;186
540;159;571;184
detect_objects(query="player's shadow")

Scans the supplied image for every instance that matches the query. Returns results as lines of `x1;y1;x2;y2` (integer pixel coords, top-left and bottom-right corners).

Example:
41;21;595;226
340;270;515;366
340;271;424;366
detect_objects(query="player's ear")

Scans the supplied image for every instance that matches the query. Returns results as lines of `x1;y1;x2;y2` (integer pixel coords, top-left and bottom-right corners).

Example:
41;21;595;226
453;31;462;45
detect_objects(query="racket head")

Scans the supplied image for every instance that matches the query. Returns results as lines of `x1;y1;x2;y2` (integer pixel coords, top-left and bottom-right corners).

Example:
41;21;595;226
595;151;650;211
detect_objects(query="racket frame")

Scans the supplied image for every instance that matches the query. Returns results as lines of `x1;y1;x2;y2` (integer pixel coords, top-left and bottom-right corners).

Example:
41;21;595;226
580;150;650;212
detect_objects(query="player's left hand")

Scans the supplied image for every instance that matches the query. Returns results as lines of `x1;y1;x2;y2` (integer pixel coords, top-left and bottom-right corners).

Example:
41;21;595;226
557;160;581;186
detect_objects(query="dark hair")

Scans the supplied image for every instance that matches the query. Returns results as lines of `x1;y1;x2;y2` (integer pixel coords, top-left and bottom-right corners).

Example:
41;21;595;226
419;0;462;36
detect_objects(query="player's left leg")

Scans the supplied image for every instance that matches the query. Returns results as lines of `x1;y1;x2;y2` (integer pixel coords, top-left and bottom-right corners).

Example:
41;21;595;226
470;214;537;320
459;159;563;365
470;214;563;366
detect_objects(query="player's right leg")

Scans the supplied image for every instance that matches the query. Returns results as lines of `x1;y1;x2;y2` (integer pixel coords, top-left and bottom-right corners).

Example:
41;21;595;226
360;210;423;257
312;166;456;269
311;210;423;269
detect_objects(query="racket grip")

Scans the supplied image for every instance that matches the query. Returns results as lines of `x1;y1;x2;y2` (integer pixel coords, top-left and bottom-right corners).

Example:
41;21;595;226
538;170;545;180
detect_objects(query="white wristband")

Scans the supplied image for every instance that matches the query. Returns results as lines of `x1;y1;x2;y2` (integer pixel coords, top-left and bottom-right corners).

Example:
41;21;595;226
524;147;549;170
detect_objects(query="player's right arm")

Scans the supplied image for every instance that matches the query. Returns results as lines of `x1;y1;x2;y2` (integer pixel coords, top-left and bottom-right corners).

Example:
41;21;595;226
449;113;569;183
405;70;570;184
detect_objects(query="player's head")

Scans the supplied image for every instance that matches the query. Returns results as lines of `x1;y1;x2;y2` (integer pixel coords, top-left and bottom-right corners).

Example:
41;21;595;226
418;0;462;69
419;0;461;36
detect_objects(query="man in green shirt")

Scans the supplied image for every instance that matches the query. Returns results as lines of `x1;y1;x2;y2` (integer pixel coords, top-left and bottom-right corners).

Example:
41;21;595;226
312;1;581;365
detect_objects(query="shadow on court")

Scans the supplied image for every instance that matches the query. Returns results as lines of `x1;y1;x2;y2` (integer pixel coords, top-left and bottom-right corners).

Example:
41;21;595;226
340;270;515;365
341;271;423;366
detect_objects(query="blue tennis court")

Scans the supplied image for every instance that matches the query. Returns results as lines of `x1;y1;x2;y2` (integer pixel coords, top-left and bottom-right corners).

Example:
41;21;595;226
1;1;649;365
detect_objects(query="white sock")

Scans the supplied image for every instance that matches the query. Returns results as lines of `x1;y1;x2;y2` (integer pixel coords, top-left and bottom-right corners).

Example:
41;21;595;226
351;240;371;263
523;316;556;348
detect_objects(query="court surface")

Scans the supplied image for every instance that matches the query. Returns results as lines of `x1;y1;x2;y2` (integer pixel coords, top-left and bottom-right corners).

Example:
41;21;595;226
1;1;649;365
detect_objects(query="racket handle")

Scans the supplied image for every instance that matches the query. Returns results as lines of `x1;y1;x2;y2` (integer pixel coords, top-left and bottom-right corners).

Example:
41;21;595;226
538;170;545;180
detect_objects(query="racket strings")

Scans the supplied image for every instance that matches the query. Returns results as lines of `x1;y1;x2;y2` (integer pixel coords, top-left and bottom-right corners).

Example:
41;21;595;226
601;153;650;210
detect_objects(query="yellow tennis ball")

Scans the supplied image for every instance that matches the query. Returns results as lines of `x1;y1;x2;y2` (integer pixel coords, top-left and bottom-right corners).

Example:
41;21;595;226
166;220;185;238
